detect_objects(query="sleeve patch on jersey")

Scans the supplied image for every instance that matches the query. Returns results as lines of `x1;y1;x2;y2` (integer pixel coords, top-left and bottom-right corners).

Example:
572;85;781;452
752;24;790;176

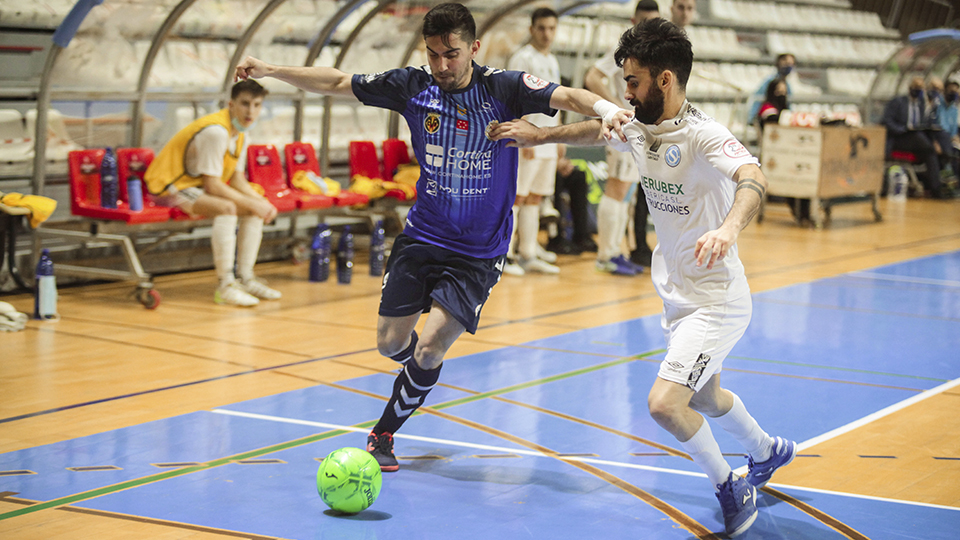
362;71;386;83
723;139;751;159
522;73;549;90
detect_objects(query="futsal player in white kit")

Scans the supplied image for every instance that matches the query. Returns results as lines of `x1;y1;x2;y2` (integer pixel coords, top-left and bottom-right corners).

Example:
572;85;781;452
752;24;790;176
490;18;797;538
504;7;563;275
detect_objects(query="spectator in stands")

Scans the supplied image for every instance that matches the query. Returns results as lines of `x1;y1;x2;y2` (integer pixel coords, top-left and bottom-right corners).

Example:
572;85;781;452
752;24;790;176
670;0;696;27
748;54;796;123
144;80;282;307
504;7;563;275
927;77;958;187
942;79;960;177
882;77;947;199
758;77;811;225
584;0;661;275
235;2;633;473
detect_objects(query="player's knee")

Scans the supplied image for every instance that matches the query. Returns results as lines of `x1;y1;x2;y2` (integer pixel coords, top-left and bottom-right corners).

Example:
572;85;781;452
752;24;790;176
413;340;444;371
648;393;683;423
376;332;408;358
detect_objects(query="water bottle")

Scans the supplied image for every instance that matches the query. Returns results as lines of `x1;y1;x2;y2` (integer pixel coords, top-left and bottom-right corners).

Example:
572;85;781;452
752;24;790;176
369;220;385;277
127;176;143;211
336;226;354;284
309;223;331;282
100;147;118;209
34;248;58;320
888;166;907;202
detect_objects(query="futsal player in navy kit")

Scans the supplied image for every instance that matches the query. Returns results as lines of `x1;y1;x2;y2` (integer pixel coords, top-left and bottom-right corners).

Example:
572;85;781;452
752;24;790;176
236;3;630;471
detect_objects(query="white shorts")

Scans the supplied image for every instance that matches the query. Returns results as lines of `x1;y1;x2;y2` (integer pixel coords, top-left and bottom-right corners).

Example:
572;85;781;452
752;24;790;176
516;156;557;197
153;186;203;214
606;146;639;183
657;294;752;392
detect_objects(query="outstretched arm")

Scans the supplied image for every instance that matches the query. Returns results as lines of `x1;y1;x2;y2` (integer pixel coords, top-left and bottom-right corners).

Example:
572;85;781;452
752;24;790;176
489;118;606;147
235;56;357;99
549;86;632;142
694;163;768;269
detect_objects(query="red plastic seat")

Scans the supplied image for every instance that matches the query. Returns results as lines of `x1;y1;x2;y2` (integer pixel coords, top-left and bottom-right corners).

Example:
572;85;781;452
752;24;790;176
349;140;382;180
115;147;174;222
246;144;298;213
889;150;918;163
381;138;411;182
381;138;416;201
284;141;368;208
68;149;170;224
282;142;334;210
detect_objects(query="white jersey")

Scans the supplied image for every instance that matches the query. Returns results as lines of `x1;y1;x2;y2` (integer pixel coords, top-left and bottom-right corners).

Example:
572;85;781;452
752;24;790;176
594;47;630;109
508;44;560;158
607;101;758;307
186;124;247;178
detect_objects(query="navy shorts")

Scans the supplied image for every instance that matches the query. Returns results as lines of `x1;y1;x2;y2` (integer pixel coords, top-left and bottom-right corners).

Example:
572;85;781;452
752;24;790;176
379;234;504;334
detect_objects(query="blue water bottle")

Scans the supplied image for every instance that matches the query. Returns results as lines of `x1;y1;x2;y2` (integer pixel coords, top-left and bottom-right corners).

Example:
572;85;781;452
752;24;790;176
369;219;385;277
100;147;118;209
336;226;354;284
309;223;331;282
34;248;58;320
127;176;143;211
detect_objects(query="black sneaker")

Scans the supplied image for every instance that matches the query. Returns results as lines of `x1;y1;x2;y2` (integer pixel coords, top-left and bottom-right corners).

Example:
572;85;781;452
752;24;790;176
366;431;399;472
630;249;652;268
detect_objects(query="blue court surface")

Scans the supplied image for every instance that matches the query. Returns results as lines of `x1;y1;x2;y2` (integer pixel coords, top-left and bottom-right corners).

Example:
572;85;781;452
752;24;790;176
2;252;960;539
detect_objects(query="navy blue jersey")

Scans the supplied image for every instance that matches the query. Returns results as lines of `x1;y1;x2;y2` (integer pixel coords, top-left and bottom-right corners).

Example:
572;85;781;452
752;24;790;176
352;63;559;258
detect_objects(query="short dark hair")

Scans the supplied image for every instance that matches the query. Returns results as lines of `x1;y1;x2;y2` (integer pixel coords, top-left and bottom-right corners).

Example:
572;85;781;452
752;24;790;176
635;0;660;14
776;53;795;66
765;77;787;103
531;7;558;25
231;79;267;100
614;18;692;88
423;3;476;46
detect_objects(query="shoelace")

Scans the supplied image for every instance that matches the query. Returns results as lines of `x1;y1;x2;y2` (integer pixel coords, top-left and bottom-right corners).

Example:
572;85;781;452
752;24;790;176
372;433;393;454
717;480;740;513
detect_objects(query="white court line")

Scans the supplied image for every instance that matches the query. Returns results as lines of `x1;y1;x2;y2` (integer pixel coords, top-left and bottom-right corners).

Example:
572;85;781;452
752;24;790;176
847;271;960;288
209;408;960;511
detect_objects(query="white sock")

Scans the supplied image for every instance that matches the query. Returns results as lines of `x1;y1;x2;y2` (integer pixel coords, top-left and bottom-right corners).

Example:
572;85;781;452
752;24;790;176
508;205;519;259
680;418;733;489
236;216;264;283
712;393;774;462
597;194;623;262
616;198;630;254
518;204;540;261
211;215;238;286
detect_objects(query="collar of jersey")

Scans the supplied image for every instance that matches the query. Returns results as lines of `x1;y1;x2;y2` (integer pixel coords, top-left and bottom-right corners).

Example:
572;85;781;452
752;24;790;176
646;100;690;135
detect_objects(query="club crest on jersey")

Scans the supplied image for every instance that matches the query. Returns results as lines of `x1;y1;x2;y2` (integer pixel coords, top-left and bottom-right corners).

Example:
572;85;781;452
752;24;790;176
723;138;750;158
522;73;549;90
424;112;440;134
665;145;681;167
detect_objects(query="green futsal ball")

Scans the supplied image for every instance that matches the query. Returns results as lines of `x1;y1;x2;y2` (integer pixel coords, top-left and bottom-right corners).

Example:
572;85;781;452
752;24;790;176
317;447;382;513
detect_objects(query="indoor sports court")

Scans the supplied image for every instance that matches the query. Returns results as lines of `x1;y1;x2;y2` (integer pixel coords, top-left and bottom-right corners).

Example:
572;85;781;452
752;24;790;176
2;1;960;539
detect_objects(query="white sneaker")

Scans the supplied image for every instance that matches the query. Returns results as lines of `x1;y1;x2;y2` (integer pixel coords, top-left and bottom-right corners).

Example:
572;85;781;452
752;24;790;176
520;257;560;274
503;258;525;276
535;244;558;263
215;282;260;307
239;277;282;300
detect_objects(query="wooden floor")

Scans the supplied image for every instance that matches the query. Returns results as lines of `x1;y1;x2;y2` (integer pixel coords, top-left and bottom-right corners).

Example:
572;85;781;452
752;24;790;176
2;196;959;538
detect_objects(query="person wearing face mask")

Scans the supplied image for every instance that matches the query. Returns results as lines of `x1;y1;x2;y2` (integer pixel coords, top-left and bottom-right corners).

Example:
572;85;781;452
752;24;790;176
926;77;958;190
941;80;960;177
144;79;282;306
747;54;795;126
882;77;947;199
758;78;812;225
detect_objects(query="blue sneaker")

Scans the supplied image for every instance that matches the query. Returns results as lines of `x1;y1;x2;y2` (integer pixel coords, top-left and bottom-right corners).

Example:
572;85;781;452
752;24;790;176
746;436;797;488
715;473;758;537
611;254;644;273
596;257;638;276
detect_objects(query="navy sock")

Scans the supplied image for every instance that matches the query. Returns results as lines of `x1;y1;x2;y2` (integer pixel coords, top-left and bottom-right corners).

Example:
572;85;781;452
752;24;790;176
388;330;417;365
373;358;441;435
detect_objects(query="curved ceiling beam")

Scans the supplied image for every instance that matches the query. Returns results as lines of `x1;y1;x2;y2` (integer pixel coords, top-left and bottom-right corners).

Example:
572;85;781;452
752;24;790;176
221;0;292;95
131;0;202;146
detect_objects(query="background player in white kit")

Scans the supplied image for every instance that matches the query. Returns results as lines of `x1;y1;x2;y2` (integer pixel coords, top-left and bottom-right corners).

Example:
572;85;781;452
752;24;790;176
583;0;661;276
490;18;797;538
504;7;563;275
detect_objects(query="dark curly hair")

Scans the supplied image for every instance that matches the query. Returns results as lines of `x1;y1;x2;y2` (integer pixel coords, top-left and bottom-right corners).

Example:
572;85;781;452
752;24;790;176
614;18;692;89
